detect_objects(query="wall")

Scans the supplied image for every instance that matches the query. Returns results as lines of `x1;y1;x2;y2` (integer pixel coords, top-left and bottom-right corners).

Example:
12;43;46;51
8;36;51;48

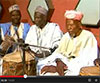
0;0;100;46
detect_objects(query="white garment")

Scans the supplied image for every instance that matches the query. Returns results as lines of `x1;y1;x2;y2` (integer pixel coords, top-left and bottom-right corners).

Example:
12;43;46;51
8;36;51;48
40;30;98;76
25;22;63;75
25;22;63;52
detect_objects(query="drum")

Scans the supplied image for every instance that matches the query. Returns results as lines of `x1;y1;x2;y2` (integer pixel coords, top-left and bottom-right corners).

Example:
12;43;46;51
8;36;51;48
79;66;100;76
2;50;36;76
1;35;15;55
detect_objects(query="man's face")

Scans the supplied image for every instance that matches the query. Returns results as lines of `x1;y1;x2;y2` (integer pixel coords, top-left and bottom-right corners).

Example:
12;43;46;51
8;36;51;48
34;12;47;28
10;10;21;25
66;19;80;37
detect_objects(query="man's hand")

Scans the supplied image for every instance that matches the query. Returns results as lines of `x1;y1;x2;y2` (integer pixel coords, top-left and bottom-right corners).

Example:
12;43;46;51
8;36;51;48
41;59;68;76
35;51;51;58
56;59;68;76
41;65;57;74
94;58;100;66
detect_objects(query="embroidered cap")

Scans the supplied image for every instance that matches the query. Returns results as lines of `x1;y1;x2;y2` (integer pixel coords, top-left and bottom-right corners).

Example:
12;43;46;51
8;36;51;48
35;6;48;16
8;4;20;13
64;10;83;21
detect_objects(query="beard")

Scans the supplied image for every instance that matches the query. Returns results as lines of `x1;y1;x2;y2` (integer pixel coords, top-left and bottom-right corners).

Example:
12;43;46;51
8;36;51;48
69;31;76;38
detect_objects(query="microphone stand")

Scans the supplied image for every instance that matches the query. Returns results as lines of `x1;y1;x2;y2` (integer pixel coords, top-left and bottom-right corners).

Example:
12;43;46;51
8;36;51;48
17;39;28;75
22;49;26;75
19;43;36;75
18;42;51;75
20;43;26;75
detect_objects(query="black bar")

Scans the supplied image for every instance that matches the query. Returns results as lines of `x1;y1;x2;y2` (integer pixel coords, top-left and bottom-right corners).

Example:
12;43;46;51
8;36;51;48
0;76;100;83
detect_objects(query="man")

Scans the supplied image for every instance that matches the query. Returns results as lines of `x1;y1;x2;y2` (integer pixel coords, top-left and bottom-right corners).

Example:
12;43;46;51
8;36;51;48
0;4;30;75
40;10;98;76
1;4;30;41
25;6;63;75
0;4;30;53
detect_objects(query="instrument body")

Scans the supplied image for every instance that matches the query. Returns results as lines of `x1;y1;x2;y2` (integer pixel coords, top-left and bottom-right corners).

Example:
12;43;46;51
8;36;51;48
2;50;36;75
79;66;100;76
1;35;15;55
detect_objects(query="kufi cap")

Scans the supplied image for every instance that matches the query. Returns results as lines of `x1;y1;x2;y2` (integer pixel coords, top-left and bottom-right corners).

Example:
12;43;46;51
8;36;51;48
35;6;48;16
8;4;20;13
64;10;83;21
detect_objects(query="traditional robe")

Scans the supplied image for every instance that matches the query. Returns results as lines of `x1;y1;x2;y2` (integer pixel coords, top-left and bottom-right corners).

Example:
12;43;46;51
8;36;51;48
39;30;98;76
0;22;30;41
25;22;63;52
25;22;63;75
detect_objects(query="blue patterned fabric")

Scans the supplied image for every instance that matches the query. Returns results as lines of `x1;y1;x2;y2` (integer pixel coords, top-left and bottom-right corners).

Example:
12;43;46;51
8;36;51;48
0;22;30;40
0;22;30;53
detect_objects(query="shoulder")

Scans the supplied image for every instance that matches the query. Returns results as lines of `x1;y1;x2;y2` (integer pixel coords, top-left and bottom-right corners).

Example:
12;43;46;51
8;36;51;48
47;22;61;32
82;30;95;37
31;24;36;28
80;30;97;42
0;22;11;27
22;22;30;27
0;22;11;30
30;25;37;29
48;22;60;27
27;25;37;32
61;32;69;39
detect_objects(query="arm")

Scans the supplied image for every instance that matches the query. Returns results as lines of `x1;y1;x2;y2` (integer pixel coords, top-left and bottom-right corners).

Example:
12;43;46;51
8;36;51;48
83;34;98;66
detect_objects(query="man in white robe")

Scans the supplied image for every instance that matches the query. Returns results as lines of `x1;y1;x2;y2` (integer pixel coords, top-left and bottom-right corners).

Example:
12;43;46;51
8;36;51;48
40;10;98;76
25;6;63;75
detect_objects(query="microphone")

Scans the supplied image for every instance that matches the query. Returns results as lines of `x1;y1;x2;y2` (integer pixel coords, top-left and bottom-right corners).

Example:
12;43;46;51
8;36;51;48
16;41;29;50
50;45;58;53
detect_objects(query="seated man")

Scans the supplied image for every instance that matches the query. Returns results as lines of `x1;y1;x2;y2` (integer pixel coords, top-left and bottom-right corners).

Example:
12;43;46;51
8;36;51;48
0;4;30;54
40;10;98;76
0;4;30;75
25;6;63;75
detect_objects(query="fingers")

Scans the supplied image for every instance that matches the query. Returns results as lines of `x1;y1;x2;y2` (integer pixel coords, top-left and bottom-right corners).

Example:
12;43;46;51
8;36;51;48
56;60;68;70
41;66;57;74
56;66;64;76
64;66;68;70
56;60;68;76
94;59;100;66
95;62;99;67
41;66;48;74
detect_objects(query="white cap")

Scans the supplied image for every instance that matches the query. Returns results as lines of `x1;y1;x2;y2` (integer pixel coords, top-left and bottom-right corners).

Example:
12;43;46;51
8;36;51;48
35;6;48;16
64;10;83;21
8;4;20;13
